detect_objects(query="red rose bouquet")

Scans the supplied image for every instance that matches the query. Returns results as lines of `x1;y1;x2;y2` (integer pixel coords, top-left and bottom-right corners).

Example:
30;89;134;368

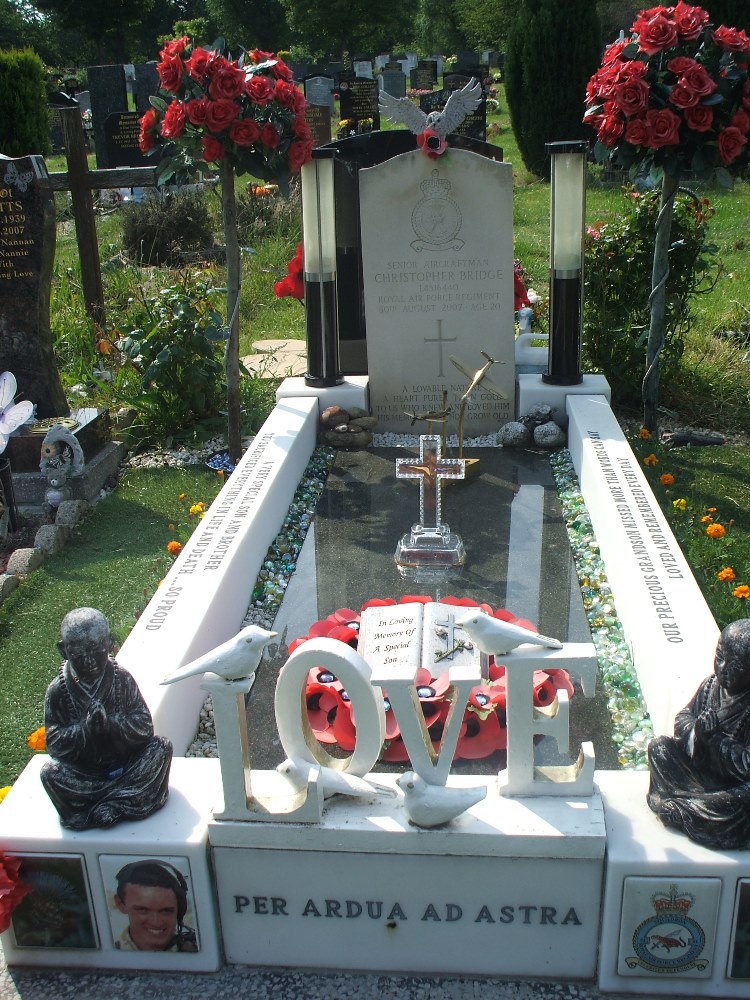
584;4;750;432
584;3;750;183
139;37;313;189
138;36;313;463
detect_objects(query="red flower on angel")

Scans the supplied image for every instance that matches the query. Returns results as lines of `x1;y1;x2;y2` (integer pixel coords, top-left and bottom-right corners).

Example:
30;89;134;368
416;129;448;158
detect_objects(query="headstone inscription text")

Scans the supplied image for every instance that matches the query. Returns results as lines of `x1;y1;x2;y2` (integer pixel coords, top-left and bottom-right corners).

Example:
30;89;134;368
104;112;150;168
359;149;514;433
0;155;69;415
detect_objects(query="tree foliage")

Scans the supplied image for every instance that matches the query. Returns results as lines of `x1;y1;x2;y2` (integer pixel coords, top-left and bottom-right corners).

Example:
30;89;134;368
278;0;413;58
202;0;289;52
505;0;601;178
34;0;158;60
0;48;50;156
704;0;750;33
452;0;515;50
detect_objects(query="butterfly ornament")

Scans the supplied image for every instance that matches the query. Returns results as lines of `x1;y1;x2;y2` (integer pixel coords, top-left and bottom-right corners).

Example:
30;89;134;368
2;160;34;194
378;77;483;157
0;371;35;454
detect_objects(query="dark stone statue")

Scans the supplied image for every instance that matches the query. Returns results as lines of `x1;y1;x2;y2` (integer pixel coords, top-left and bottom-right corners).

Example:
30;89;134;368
40;608;172;830
647;619;750;850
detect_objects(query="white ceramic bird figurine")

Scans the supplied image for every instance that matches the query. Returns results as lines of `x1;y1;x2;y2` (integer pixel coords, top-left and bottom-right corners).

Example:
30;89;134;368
378;77;483;139
160;625;277;685
277;758;396;801
397;771;486;828
455;609;562;656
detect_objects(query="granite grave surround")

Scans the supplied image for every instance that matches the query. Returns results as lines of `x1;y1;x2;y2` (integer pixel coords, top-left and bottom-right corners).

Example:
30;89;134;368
1;381;747;992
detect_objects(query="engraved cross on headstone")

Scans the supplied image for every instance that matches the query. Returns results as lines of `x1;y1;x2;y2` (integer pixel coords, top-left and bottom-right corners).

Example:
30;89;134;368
424;320;457;378
396;434;465;534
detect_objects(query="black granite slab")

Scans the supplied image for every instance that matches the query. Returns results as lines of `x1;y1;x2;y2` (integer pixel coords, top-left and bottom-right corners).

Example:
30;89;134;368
248;448;619;772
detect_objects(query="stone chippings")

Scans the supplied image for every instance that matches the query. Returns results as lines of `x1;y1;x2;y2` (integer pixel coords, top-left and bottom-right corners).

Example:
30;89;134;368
188;444;652;769
550;449;653;769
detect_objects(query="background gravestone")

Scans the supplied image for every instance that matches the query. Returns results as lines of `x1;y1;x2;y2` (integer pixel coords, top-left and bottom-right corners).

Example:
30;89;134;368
48;107;65;154
353;60;373;79
304;103;332;147
339;78;380;131
303;75;335;113
88;64;128;169
104;112;149;167
381;69;407;98
0;155;68;416
420;86;487;141
134;62;159;115
359;148;514;434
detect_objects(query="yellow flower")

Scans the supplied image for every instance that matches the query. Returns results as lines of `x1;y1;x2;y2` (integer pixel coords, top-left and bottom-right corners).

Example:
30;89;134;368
167;540;182;556
643;453;658;467
718;567;736;582
27;726;46;751
673;498;687;511
707;507;717;513
733;585;750;600
701;515;714;523
659;473;674;486
178;492;186;501
0;785;11;804
189;502;206;516
638;427;651;439
706;523;726;540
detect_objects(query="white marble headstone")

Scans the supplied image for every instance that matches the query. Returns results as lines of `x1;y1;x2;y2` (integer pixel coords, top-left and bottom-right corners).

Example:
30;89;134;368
359;148;514;434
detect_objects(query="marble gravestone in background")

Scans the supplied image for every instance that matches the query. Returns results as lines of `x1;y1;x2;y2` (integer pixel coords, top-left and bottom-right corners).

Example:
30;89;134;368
359;148;514;434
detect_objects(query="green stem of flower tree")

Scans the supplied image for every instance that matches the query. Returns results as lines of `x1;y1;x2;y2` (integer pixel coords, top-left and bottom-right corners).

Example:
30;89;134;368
643;171;680;434
220;158;242;465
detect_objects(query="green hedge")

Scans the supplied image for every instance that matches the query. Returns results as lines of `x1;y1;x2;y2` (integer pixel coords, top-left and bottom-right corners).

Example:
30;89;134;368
0;48;51;158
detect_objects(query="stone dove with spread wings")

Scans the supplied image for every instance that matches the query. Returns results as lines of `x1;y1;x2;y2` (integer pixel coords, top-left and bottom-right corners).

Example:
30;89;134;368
378;77;483;151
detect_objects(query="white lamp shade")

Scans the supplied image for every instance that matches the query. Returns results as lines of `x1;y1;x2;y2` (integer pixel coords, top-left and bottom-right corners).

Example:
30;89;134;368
301;156;336;277
551;152;585;273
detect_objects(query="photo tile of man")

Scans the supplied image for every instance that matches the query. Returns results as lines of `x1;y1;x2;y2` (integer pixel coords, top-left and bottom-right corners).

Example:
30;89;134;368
108;858;199;953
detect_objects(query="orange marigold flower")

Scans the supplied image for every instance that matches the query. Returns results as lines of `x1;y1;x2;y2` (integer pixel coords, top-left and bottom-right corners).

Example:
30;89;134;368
707;507;717;513
718;567;736;582
733;585;750;600
659;473;675;486
167;540;183;556
216;469;225;478
701;515;714;523
27;726;46;751
638;427;651;439
643;453;658;467
706;523;726;540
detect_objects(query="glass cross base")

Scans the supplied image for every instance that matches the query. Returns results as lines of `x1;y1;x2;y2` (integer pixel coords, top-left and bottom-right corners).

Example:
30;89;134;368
394;522;466;577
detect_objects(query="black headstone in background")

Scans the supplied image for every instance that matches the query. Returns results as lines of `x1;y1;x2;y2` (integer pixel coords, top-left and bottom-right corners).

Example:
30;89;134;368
48;107;65;153
304;103;332;147
0;155;68;416
381;69;406;98
104;111;150;167
88;64;128;169
339;78;380;131
419;87;487;141
455;51;479;73
134;62;160;116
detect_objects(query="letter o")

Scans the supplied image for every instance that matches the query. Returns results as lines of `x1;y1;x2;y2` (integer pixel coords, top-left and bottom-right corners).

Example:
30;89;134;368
275;637;386;776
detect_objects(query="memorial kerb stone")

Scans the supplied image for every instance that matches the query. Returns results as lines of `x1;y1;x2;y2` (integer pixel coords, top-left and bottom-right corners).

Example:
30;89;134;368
133;62;159;115
381;69;407;98
359;148;512;433
303;75;335;113
0;155;68;416
304;103;332;147
339;78;380;131
88;64;128;169
104;111;150;168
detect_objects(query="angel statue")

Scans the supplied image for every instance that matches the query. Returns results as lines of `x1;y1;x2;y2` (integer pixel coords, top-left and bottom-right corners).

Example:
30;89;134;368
378;78;483;157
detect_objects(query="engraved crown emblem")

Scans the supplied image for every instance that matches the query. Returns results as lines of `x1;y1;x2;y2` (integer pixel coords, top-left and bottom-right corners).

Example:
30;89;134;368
420;169;452;199
651;885;695;915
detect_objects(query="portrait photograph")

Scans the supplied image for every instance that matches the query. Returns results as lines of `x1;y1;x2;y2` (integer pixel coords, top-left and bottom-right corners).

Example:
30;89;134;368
729;879;750;979
100;854;200;953
9;853;98;950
